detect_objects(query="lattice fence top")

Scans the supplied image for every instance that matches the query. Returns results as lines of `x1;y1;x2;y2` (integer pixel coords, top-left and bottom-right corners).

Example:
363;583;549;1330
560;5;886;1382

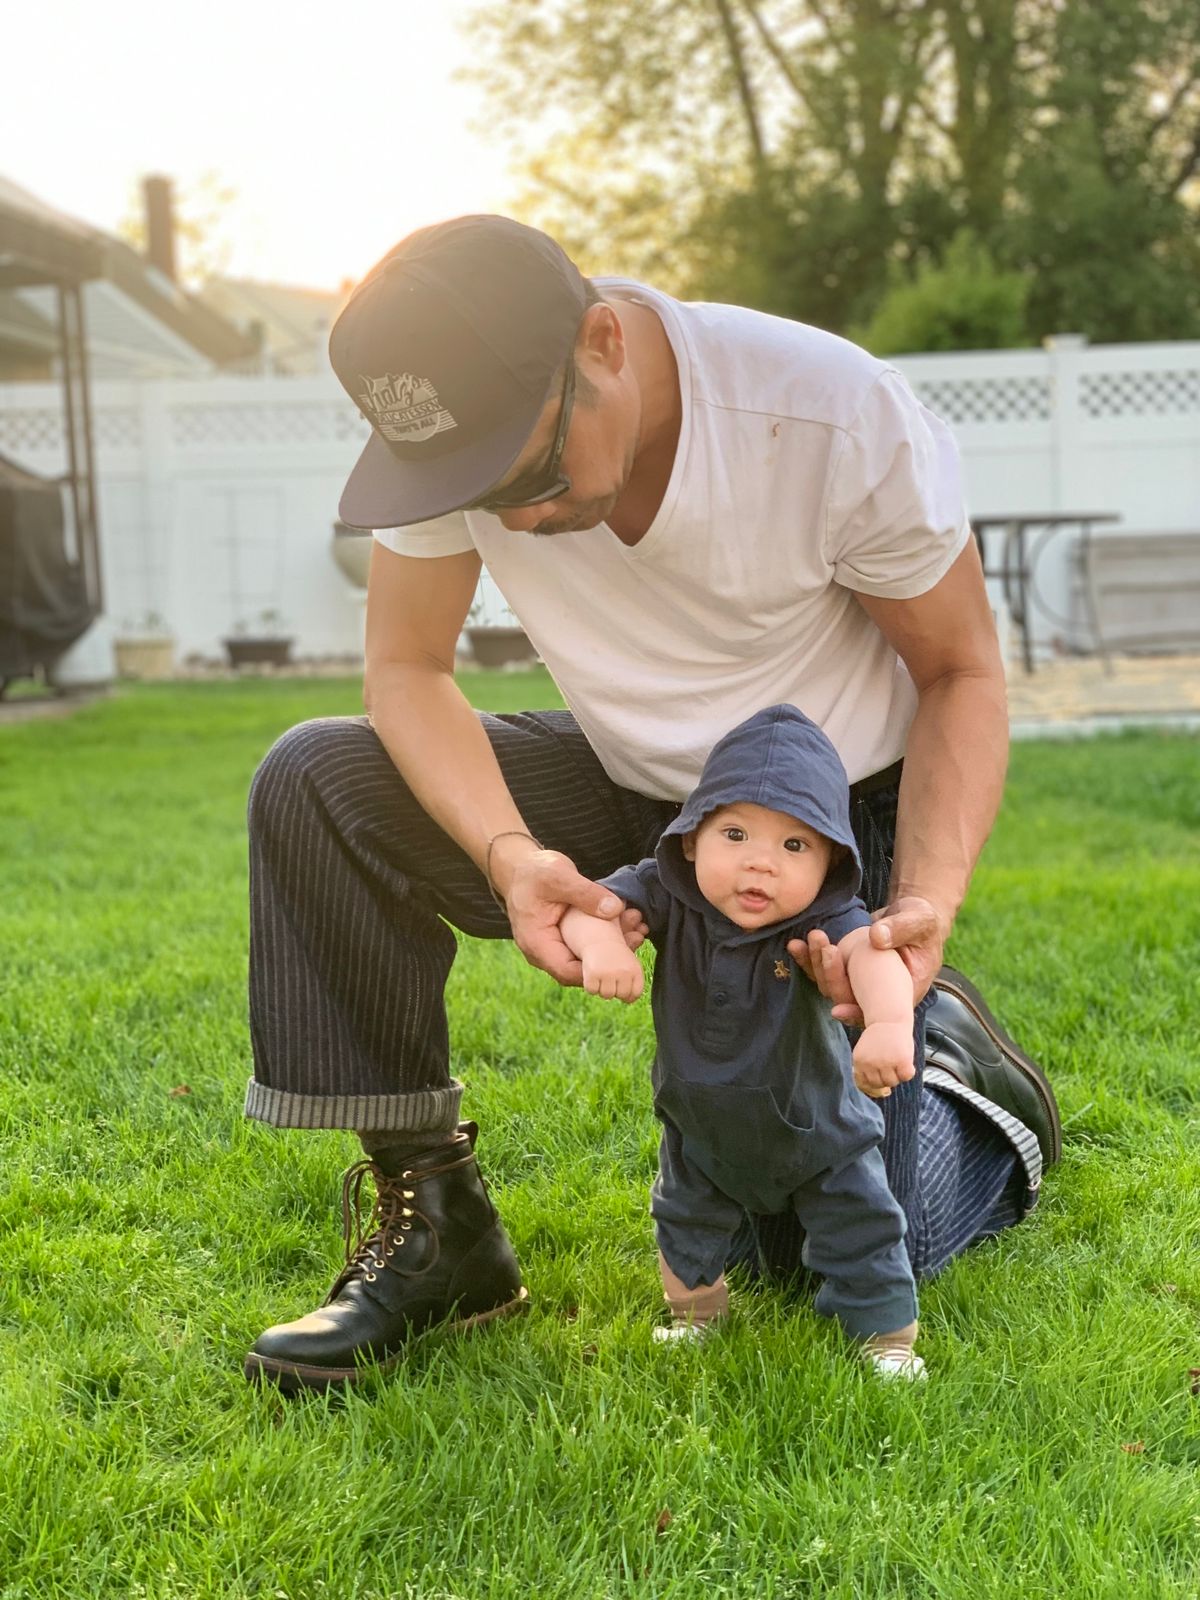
169;402;369;448
2;357;1197;468
98;410;141;449
1079;369;1200;419
0;408;61;454
912;376;1052;424
0;407;142;455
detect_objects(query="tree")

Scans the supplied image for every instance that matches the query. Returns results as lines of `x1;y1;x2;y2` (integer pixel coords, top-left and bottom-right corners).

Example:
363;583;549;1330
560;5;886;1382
468;0;1200;344
1004;0;1200;340
470;0;943;323
117;171;237;288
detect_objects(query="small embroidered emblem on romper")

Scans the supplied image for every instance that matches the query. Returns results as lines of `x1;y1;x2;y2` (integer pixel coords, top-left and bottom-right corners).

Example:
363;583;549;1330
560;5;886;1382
774;959;790;979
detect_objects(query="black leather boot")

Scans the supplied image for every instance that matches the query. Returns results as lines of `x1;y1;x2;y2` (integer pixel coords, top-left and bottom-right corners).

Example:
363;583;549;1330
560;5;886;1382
244;1123;528;1392
928;967;1062;1167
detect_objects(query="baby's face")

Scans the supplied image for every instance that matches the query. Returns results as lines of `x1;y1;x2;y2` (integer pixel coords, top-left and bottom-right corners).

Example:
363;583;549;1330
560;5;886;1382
683;802;835;929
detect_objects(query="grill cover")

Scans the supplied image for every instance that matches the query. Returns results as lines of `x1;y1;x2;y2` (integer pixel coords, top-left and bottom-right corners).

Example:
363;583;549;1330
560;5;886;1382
0;452;94;684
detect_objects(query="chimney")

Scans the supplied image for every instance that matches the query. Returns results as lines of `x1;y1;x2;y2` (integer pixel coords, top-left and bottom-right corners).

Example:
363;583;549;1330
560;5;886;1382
143;174;177;282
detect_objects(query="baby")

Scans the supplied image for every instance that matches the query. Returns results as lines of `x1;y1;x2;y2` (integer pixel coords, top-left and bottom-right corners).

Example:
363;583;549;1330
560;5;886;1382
561;703;925;1379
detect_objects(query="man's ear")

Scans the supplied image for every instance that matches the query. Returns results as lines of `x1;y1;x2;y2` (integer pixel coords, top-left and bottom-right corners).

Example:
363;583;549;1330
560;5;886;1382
681;830;697;861
579;302;624;376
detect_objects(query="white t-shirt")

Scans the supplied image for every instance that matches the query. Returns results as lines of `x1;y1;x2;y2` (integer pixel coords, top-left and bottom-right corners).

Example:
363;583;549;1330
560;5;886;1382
373;280;971;798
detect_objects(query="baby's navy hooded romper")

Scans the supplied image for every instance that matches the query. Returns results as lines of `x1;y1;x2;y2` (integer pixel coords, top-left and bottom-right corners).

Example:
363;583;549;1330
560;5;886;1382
601;704;918;1340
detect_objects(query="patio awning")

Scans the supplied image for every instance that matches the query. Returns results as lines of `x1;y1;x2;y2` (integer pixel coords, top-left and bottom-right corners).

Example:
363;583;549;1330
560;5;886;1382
0;189;104;289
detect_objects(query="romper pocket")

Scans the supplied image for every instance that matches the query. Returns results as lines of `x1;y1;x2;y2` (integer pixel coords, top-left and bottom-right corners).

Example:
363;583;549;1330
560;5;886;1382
656;1076;816;1215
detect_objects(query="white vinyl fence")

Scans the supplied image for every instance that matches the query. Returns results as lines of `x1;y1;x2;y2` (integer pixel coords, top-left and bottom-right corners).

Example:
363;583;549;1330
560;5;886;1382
1;338;1197;662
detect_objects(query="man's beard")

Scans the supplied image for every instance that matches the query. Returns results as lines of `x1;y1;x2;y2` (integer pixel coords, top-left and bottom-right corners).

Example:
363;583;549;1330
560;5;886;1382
529;496;613;536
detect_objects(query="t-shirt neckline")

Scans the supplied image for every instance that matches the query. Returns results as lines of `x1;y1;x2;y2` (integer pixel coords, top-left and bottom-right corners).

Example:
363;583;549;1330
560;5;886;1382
594;279;693;564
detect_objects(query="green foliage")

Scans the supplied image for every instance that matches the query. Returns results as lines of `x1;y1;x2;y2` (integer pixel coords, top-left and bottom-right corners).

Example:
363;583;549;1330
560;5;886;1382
1006;127;1200;343
852;231;1031;355
680;176;893;332
469;0;1200;343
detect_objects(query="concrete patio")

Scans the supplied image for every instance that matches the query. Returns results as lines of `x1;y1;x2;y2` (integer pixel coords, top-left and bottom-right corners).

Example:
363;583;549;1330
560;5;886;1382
1006;651;1200;738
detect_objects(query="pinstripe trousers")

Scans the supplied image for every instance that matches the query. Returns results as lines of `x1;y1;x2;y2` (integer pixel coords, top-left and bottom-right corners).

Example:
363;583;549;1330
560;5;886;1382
245;710;1030;1281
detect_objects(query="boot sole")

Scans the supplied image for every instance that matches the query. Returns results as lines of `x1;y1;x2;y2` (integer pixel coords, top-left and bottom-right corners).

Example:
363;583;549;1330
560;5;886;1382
244;1286;531;1394
932;967;1062;1165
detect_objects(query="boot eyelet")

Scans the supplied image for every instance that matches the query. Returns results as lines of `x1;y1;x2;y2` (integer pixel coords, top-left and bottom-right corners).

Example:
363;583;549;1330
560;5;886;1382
402;1189;415;1200
401;1221;413;1230
396;1236;406;1246
401;1171;413;1181
402;1207;413;1217
364;1271;377;1283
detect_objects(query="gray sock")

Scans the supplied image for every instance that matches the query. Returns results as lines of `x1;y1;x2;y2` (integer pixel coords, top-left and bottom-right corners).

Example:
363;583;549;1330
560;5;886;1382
358;1125;458;1173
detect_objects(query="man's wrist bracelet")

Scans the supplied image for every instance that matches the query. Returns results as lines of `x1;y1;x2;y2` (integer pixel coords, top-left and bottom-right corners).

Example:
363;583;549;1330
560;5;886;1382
484;829;542;909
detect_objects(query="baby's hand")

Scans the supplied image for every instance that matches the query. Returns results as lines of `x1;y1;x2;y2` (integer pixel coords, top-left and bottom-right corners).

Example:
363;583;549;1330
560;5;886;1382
852;1021;916;1099
582;946;645;1003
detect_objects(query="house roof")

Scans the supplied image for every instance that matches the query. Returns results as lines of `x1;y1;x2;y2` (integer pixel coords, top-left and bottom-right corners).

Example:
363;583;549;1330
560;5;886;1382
0;175;105;289
198;276;347;373
0;174;256;368
102;238;256;367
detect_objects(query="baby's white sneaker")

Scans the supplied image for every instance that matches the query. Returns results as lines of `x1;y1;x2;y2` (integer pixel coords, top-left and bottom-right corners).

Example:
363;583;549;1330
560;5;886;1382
861;1320;926;1381
865;1347;927;1381
653;1318;719;1344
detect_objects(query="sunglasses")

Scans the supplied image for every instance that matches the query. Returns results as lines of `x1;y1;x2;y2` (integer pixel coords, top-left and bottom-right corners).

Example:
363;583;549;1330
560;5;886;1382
466;361;576;513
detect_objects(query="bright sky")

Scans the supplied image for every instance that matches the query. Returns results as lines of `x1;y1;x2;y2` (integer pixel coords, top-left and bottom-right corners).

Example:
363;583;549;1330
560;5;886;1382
4;0;516;290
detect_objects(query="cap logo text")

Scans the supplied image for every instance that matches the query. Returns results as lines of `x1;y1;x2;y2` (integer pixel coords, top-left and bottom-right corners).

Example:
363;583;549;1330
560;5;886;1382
358;372;458;444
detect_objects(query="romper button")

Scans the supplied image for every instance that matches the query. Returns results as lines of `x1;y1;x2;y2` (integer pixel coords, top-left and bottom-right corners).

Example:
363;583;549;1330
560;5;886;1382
714;992;728;1006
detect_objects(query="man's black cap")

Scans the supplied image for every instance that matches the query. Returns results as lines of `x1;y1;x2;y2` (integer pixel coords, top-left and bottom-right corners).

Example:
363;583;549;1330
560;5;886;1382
330;215;588;529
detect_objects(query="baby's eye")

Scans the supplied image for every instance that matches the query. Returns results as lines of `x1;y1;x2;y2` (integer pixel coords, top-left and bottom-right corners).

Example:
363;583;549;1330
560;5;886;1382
784;838;809;853
721;827;747;843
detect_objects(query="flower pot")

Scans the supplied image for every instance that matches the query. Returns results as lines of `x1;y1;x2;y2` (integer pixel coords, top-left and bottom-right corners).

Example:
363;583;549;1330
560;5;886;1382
224;636;294;669
114;635;176;680
466;626;536;668
331;524;372;590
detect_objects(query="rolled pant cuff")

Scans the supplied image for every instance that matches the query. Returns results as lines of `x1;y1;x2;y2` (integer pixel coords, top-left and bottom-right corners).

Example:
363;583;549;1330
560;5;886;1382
924;1065;1043;1211
243;1077;464;1131
825;1290;920;1342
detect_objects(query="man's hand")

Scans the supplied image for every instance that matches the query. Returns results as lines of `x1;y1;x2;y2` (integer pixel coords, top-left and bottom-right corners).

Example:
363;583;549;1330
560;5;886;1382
499;847;636;986
787;895;948;1020
851;1021;917;1099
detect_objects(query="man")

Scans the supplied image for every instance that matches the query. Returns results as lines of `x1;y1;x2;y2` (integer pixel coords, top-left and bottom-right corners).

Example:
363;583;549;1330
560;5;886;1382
243;215;1058;1392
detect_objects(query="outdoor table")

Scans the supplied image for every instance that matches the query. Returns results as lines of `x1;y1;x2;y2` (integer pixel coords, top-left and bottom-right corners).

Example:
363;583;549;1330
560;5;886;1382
970;511;1122;673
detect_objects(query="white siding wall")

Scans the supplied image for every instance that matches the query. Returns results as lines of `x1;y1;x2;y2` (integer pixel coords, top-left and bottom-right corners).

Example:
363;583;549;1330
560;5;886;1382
1;341;1197;661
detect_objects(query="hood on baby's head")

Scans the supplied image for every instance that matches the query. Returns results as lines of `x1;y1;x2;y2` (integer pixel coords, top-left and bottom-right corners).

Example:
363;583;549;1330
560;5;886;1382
655;703;865;915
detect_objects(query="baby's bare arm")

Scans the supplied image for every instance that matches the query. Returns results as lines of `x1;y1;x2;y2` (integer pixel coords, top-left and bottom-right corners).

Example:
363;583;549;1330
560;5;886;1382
561;907;645;1002
840;928;915;1097
841;928;913;1025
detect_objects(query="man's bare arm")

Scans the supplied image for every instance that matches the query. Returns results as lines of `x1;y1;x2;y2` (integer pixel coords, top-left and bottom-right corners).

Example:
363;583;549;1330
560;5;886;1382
363;541;629;983
790;538;1007;1005
364;541;533;880
864;535;1007;919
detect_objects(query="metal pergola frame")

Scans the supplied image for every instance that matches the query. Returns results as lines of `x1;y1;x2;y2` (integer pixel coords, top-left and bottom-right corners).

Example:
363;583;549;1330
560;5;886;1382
0;206;106;613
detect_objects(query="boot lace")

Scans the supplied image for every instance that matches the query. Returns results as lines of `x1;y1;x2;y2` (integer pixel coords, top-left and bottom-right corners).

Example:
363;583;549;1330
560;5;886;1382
326;1144;479;1301
326;1159;437;1299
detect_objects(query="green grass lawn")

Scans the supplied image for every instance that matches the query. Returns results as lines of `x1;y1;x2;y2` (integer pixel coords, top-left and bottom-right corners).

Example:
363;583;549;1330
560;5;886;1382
1;674;1199;1600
